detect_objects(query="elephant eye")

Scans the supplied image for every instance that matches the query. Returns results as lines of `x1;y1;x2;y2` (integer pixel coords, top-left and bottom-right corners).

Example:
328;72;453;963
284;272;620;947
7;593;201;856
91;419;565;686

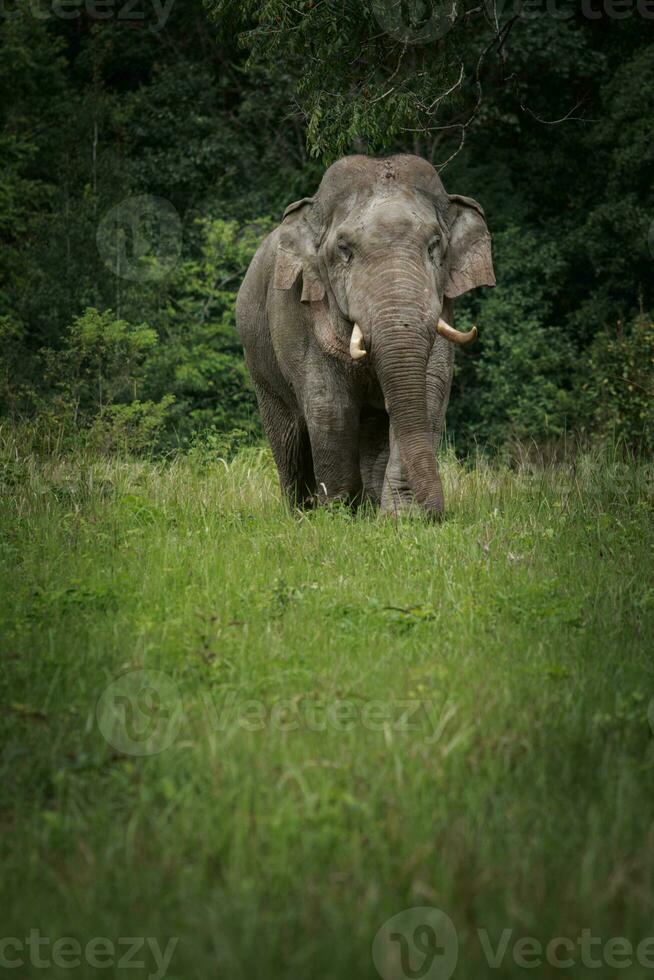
337;242;353;264
428;236;441;260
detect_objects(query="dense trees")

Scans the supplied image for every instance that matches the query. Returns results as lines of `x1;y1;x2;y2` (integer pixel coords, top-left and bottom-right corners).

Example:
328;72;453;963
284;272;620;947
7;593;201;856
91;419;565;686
0;1;652;453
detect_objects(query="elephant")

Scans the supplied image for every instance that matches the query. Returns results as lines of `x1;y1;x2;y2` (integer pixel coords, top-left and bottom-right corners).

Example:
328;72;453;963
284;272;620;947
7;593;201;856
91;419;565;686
236;154;495;517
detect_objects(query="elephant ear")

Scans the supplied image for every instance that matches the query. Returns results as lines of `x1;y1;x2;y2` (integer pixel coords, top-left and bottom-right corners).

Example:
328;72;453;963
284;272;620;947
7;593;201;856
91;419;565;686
444;194;495;299
274;197;325;302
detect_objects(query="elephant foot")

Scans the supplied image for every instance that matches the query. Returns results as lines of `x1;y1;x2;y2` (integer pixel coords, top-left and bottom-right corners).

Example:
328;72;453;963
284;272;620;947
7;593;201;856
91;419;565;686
381;481;444;520
315;480;364;511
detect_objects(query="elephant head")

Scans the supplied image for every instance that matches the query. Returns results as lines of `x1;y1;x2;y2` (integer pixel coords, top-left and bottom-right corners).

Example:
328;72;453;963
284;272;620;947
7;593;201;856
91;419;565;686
274;154;495;515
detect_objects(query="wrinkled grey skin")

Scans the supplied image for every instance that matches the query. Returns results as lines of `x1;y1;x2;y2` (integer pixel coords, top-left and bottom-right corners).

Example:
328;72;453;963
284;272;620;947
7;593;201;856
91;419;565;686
236;154;495;517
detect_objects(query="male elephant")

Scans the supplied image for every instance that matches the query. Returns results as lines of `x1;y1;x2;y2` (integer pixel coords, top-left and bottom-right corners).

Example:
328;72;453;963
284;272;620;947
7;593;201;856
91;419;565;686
236;154;495;517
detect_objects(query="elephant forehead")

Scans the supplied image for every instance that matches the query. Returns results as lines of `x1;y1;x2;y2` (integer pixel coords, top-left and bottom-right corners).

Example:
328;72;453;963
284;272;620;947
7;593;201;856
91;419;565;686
340;193;437;241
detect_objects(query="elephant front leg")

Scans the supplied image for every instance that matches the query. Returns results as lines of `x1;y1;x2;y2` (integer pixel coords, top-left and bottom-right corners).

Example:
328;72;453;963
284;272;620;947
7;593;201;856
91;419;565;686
380;423;412;514
381;332;454;516
303;379;363;506
252;375;316;508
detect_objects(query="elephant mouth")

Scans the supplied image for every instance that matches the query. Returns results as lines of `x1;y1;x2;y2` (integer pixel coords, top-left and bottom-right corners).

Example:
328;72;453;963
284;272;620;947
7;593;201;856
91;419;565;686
346;317;477;363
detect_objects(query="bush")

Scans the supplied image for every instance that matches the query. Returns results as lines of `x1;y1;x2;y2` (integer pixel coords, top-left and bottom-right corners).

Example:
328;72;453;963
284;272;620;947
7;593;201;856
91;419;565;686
583;316;654;455
144;216;273;447
448;226;575;452
0;316;38;418
0;215;274;455
33;308;174;453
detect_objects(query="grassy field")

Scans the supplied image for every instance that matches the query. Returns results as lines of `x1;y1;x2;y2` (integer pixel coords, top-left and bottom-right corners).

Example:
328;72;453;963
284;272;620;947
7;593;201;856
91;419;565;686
1;426;653;980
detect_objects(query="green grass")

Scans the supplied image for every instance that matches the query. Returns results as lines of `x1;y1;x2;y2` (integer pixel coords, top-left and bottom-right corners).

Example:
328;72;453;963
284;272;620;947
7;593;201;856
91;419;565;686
1;427;653;980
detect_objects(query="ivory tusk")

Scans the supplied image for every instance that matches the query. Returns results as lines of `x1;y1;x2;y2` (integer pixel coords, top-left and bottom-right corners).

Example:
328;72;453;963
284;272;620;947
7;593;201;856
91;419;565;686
349;323;367;360
437;317;477;345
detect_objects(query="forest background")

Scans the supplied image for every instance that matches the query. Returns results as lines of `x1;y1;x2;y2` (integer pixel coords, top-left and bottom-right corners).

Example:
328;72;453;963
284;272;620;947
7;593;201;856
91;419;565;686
1;0;653;457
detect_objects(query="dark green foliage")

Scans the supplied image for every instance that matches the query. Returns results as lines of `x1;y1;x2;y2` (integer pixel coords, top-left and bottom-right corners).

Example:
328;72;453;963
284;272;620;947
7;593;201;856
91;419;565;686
10;308;174;453
584;316;654;455
144;217;274;446
0;2;653;453
450;226;576;449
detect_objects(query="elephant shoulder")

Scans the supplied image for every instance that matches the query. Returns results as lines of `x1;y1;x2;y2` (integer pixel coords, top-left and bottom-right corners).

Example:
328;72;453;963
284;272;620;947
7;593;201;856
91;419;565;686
236;228;281;332
240;227;279;292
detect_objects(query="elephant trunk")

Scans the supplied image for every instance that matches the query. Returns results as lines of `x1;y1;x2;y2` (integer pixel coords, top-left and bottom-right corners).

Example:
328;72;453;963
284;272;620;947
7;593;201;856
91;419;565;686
367;290;444;516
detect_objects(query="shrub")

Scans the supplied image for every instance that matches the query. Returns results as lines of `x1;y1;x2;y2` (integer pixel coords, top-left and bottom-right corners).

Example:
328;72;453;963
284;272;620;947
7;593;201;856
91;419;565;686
145;216;274;447
448;226;575;452
38;308;174;453
0;316;38;418
583;316;654;455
